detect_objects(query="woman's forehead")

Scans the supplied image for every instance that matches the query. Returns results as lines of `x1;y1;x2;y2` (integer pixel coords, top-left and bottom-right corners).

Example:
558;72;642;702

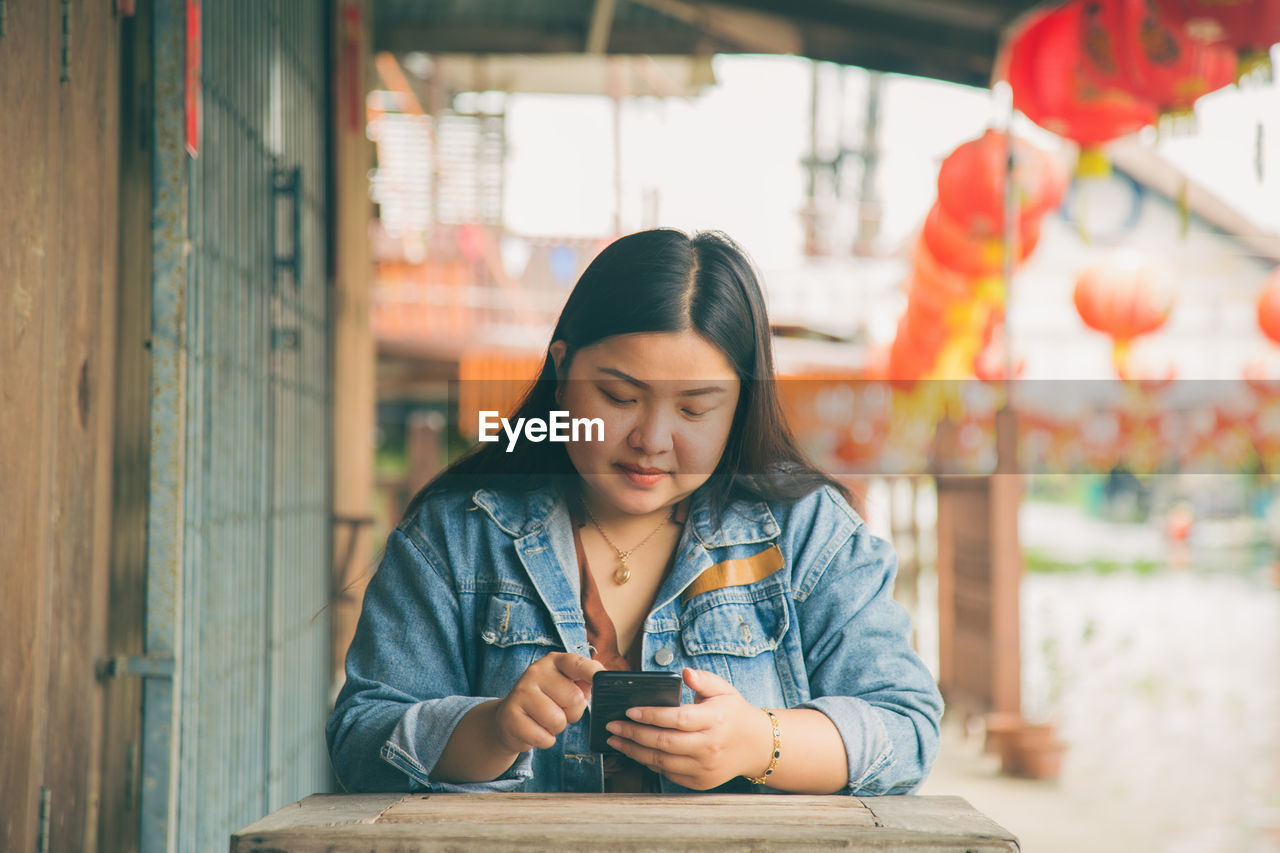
574;331;740;384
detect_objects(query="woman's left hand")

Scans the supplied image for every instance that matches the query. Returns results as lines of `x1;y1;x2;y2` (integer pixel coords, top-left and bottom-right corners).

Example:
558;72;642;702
605;667;774;791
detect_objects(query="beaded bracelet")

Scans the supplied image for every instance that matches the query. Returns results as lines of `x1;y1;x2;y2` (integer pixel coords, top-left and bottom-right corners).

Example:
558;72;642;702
743;709;781;785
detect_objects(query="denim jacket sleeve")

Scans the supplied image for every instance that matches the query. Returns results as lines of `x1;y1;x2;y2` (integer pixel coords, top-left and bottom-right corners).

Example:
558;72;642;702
325;525;534;793
790;488;943;795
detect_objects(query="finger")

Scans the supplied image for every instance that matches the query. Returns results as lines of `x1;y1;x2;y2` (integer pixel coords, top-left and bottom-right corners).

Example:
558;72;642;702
683;667;738;701
606;736;701;778
522;688;570;738
508;705;558;751
605;720;701;756
625;701;715;731
537;676;589;723
554;652;605;692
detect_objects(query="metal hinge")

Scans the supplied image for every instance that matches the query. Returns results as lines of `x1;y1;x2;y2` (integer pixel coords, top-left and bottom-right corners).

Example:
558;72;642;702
95;654;175;680
272;166;303;288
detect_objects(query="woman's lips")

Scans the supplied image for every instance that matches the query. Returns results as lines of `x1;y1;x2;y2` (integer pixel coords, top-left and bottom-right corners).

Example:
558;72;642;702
615;463;669;486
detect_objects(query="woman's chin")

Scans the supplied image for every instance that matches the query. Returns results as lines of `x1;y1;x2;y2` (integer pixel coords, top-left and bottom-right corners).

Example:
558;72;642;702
590;478;675;516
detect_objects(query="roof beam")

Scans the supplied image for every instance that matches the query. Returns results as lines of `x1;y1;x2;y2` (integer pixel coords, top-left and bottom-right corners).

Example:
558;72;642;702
706;0;1007;31
629;0;804;55
375;24;718;57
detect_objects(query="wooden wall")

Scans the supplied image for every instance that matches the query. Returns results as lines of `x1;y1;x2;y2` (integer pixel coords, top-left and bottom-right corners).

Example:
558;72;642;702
0;1;121;851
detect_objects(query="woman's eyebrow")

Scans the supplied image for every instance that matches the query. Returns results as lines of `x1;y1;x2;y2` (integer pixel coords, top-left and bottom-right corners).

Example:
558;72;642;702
597;367;727;397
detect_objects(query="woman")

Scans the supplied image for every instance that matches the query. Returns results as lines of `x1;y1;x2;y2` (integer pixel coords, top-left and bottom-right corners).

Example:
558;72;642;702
326;228;942;795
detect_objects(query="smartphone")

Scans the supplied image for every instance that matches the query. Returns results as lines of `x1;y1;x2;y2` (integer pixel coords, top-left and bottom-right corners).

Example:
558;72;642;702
588;670;683;755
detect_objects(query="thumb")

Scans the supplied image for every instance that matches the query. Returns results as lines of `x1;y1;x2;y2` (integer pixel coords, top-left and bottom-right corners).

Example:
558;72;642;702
684;667;737;701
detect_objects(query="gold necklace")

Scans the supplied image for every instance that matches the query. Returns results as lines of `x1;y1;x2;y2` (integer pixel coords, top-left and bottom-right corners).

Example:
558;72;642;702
581;501;675;585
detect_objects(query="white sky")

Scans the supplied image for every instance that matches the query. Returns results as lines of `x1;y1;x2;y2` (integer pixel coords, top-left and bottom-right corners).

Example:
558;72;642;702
501;52;1280;269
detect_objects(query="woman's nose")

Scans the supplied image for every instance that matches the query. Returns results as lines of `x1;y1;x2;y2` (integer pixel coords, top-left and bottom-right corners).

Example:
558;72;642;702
627;407;674;455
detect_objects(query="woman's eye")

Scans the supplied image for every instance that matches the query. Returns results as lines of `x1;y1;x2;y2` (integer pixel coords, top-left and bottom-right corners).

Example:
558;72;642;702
601;389;635;405
682;409;708;419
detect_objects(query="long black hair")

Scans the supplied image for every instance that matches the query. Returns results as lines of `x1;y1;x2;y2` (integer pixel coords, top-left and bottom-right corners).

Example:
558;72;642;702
402;228;849;524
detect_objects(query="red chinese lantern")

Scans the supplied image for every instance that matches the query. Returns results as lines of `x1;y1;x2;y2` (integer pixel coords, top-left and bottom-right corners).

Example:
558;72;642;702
935;130;1068;240
1153;0;1280;80
908;237;983;311
920;201;1043;277
1079;0;1238;121
888;316;942;384
1256;267;1280;344
1003;2;1158;159
903;290;948;348
1074;251;1176;372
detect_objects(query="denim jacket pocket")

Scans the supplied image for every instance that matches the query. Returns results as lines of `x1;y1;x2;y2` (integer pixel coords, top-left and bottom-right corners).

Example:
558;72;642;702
480;592;561;649
478;592;562;695
679;586;789;658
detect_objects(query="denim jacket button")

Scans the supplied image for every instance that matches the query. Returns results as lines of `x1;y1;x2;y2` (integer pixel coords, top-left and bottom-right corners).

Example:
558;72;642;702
654;649;674;666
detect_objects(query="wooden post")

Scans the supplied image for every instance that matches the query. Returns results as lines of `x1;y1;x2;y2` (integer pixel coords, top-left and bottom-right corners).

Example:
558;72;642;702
889;477;920;645
934;410;1022;720
990;408;1023;715
330;0;376;696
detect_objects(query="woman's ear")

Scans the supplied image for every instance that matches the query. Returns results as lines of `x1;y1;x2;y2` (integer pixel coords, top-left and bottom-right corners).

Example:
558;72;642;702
549;340;568;404
549;340;568;378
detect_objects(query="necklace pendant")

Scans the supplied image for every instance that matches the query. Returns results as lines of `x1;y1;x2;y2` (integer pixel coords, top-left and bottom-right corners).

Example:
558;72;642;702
614;560;631;585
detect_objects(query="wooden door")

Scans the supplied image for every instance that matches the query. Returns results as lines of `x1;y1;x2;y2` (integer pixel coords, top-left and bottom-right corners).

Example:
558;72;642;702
0;1;122;850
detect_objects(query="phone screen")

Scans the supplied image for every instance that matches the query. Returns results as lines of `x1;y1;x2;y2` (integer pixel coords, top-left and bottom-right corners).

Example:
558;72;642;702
588;671;682;755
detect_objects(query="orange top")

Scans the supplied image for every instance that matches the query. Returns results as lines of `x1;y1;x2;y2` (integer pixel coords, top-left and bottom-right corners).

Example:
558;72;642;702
571;499;688;793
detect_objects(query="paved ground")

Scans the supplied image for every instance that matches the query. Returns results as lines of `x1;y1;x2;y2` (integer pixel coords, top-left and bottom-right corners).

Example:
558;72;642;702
913;501;1280;853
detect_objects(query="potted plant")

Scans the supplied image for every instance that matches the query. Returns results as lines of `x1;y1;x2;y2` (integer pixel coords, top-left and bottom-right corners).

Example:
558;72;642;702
1004;635;1069;780
981;710;1025;764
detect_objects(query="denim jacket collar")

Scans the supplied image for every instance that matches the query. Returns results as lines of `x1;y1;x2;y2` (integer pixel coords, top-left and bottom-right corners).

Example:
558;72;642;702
469;483;781;549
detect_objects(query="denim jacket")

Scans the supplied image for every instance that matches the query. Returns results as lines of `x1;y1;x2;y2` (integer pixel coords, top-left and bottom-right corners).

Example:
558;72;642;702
326;482;943;795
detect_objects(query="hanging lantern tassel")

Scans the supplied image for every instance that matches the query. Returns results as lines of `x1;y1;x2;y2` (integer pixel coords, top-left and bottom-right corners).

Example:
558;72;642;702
1157;108;1200;139
1076;146;1113;180
1237;49;1274;85
1112;337;1132;378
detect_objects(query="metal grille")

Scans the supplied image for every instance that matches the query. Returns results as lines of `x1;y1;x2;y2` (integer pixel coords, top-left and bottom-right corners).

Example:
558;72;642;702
148;2;332;850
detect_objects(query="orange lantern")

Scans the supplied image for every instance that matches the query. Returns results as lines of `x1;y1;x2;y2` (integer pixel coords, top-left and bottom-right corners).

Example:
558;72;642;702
903;291;948;348
888;316;942;384
1079;0;1238;123
908;236;983;312
1256;267;1280;344
1074;251;1176;372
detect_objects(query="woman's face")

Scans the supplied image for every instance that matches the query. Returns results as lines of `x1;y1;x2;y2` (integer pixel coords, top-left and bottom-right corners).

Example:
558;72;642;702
552;330;742;519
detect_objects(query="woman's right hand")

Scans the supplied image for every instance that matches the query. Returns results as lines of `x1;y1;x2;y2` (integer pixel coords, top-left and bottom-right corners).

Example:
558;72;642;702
492;652;605;753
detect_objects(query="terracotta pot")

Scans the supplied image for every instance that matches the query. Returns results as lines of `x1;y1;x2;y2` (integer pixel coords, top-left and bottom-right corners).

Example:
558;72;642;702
1004;722;1067;780
982;712;1025;760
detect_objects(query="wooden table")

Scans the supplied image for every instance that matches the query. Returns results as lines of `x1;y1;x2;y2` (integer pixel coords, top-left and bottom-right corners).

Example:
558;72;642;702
231;793;1019;851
